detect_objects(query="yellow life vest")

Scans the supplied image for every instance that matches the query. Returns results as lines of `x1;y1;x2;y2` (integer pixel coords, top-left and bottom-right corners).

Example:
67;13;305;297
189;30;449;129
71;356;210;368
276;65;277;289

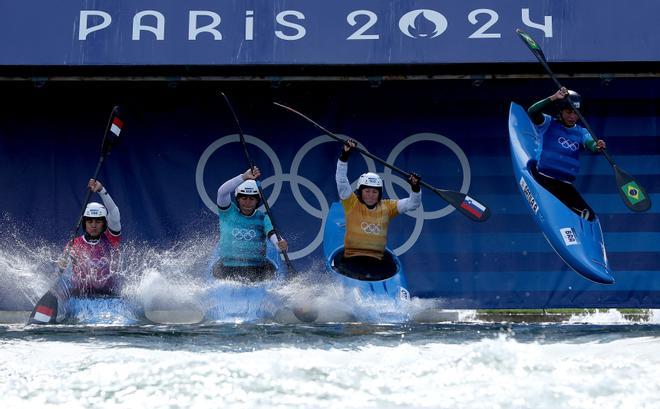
341;193;399;260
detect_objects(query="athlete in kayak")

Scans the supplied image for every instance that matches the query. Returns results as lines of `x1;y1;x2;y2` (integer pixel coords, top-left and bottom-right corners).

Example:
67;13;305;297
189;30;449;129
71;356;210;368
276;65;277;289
211;166;288;282
527;87;606;219
334;140;421;279
58;179;122;297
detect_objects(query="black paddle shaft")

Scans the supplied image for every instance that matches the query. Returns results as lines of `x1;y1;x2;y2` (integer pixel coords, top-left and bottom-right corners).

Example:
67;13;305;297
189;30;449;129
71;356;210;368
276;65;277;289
29;106;123;324
220;93;297;272
62;106;122;256
272;101;491;222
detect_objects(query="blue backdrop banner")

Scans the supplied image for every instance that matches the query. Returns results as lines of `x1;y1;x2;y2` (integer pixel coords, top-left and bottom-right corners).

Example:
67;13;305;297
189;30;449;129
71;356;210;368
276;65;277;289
1;0;659;65
1;79;659;309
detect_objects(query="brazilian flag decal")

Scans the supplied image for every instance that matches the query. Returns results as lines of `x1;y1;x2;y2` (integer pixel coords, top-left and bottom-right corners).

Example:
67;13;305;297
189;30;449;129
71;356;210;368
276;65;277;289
621;181;646;204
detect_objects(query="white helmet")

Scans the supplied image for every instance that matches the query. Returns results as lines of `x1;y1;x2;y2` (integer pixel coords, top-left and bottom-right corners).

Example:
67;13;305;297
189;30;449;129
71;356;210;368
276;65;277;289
357;172;382;189
235;180;260;198
83;202;107;218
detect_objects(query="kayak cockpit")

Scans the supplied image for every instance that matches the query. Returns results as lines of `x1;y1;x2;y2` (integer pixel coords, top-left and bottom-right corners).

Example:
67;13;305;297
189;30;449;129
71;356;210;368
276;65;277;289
329;248;401;282
530;160;596;221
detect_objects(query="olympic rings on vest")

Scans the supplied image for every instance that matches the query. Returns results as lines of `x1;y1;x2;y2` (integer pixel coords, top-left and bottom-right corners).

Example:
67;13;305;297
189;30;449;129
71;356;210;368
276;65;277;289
360;222;383;234
557;136;580;151
231;228;257;241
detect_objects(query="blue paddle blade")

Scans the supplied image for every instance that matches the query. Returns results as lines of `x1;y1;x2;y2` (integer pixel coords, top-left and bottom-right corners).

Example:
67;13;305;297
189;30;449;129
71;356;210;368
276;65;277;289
27;291;58;324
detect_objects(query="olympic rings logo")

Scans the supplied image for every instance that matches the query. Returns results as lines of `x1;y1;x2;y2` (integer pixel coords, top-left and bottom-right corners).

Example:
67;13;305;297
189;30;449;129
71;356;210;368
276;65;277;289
557;137;579;151
196;132;472;260
86;258;108;270
231;228;257;241
360;222;382;235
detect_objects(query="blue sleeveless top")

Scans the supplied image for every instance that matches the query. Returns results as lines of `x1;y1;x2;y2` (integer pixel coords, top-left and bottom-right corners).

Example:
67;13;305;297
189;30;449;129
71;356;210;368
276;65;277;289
534;114;593;182
215;203;274;267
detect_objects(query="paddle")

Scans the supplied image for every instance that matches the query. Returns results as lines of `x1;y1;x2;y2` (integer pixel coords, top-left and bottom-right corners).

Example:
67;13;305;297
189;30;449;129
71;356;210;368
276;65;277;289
516;29;652;212
220;93;297;272
273;101;491;222
219;93;318;323
27;106;124;325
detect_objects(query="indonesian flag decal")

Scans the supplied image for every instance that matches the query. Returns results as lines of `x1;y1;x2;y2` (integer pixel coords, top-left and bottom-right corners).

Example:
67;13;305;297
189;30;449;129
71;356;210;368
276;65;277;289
33;304;55;323
110;116;124;137
460;195;486;218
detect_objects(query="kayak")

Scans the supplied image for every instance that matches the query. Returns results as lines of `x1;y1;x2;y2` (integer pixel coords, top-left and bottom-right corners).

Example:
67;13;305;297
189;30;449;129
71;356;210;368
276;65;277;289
27;273;141;325
66;296;139;325
322;201;411;322
508;102;614;284
203;280;281;322
27;269;205;325
203;242;288;322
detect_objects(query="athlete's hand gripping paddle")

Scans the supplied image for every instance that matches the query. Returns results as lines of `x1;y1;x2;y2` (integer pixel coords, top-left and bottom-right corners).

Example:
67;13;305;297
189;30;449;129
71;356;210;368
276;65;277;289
220;93;318;323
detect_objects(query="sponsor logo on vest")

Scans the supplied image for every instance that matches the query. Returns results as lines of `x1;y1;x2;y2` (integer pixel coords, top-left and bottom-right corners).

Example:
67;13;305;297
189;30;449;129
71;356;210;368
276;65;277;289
560;227;579;246
519;177;539;214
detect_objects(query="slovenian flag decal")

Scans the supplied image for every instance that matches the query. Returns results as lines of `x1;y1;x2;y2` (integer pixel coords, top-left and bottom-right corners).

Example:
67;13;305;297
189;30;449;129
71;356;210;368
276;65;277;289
33;305;54;323
460;195;486;218
110;117;124;137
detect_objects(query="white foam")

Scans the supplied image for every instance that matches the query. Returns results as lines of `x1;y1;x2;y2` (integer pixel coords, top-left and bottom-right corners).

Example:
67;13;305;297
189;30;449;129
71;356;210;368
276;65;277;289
566;309;637;324
2;334;659;408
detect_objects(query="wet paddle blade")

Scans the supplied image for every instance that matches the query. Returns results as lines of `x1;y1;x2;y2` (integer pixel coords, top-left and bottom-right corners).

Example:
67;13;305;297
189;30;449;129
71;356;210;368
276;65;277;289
434;188;491;222
100;106;124;155
27;292;58;325
615;165;652;212
516;29;548;62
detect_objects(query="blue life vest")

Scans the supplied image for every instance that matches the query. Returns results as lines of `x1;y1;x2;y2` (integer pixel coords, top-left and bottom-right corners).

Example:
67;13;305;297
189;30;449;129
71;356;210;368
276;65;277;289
215;203;274;267
535;114;591;182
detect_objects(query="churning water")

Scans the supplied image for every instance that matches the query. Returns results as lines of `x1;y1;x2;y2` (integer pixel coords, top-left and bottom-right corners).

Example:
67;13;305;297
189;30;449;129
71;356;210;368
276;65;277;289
2;319;660;409
1;220;660;408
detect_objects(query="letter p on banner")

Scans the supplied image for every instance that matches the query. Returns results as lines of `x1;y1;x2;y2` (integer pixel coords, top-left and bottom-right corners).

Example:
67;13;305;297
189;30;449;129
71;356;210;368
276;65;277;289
79;10;112;40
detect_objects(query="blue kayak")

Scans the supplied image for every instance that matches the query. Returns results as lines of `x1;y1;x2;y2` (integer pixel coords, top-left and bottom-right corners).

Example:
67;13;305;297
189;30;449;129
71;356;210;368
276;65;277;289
508;102;614;284
322;201;411;321
28;273;141;325
204;242;286;322
65;296;139;325
203;279;282;322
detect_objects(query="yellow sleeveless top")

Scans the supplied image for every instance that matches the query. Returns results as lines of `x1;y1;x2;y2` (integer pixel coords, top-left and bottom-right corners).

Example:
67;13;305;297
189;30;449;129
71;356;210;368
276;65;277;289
341;193;399;259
